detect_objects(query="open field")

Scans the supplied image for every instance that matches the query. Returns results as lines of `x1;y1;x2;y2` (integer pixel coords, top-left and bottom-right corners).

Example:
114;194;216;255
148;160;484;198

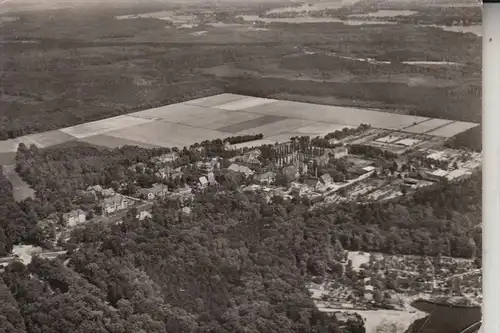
238;100;430;129
78;134;163;150
184;93;247;107
0;94;480;158
217;115;287;133
236;118;317;137
1;164;35;202
403;118;454;133
23;130;76;147
215;96;278;111
427;121;480;138
104;119;230;148
60;115;155;139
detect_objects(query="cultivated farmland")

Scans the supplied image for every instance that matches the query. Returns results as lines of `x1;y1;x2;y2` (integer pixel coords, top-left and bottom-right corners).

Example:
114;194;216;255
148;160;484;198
427;121;480;138
402;118;455;134
0;94;480;159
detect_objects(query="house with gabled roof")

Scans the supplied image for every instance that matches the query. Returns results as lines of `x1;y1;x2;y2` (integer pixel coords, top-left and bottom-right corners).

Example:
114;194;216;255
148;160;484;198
227;163;254;178
254;171;276;184
320;173;333;186
199;176;209;188
207;172;218;185
102;194;134;215
62;209;86;227
303;177;320;188
137;183;169;201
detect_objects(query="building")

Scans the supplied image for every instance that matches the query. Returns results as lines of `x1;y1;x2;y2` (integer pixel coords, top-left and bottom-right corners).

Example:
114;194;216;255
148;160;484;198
86;185;103;193
199;176;209;188
138;184;168;200
101;188;116;197
62;209;86;227
362;166;376;173
425;169;449;181
171;167;183;180
364;285;374;301
86;185;115;199
254;171;276;184
300;163;309;175
228;163;254;177
282;165;299;181
303;177;320;188
155;166;174;180
198;161;214;174
153;152;179;164
207;172;218;185
174;185;192;196
102;194;134;215
320;173;333;186
332;146;349;159
290;185;308;197
313;155;329;167
136;210;152;221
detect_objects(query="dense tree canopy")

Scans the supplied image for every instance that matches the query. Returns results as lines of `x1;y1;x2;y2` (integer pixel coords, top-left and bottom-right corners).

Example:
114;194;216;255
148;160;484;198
0;159;481;332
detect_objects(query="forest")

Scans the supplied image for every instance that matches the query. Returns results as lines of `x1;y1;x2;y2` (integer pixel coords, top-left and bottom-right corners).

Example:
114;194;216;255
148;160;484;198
445;125;482;151
1;133;483;333
0;166;40;257
0;161;481;332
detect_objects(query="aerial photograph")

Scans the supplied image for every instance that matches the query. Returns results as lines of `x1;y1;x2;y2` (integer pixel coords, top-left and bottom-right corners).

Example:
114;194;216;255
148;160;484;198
0;0;482;332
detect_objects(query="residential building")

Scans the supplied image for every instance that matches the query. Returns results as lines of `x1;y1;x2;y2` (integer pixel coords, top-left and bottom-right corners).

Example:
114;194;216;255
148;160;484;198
303;177;320;188
199;176;209;188
101;188;116;197
364;285;374;301
313;155;329;167
362;166;376;173
425;169;449;181
155;166;174;180
182;206;192;215
290;186;302;196
320;173;333;186
153;152;179;164
175;185;192;196
172;167;184;180
138;183;169;200
332;146;348;159
136;210;152;221
62;209;86;227
207;172;218;185
102;194;134;215
300;163;308;175
228;163;254;177
86;185;103;193
282;165;299;181
254;171;276;184
196;161;213;174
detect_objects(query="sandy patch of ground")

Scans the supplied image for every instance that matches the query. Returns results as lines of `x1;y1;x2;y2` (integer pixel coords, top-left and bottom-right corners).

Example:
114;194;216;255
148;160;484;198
12;245;43;265
316;305;427;333
347;251;371;271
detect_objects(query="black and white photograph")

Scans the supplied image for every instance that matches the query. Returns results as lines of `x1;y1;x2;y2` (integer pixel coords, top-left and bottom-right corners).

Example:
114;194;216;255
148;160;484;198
0;0;484;332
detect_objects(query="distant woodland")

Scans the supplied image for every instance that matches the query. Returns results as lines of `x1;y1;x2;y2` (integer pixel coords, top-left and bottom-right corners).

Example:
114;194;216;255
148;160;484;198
0;8;481;142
